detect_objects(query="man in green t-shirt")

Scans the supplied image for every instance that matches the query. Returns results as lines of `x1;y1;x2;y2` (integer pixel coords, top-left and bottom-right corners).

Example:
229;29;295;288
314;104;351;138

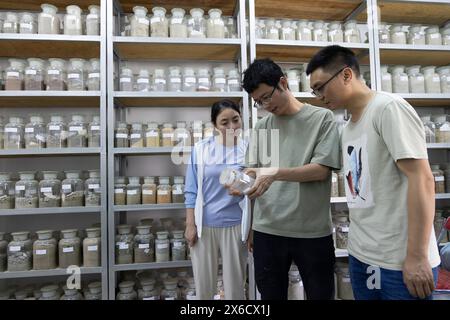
307;45;440;300
237;59;341;300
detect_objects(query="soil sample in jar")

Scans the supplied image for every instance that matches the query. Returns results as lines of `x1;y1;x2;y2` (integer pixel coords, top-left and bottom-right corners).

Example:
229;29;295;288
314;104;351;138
337;172;345;197
83;228;101;267
85;170;101;206
157;177;172;204
61;170;84;207
161;123;175;147
130;123;144;148
15;171;38;209
114;177;127;205
33;230;57;270
8;231;32;272
145;122;160;147
155;231;170;262
39;171;61;208
116;281;137;300
0;172;15;209
115;123;129;148
171;176;185;203
46;115;67;148
58;229;81;268
170;230;186;261
88;116;101;148
142;176;157;204
126;177;141;205
431;164;446;194
0;232;7;272
25;115;46;148
331;172;339;197
67;115;88;148
134;225;155;263
115;225;134;265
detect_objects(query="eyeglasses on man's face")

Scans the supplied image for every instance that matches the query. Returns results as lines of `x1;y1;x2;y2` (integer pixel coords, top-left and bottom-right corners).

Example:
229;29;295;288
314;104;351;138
311;66;348;98
253;84;278;109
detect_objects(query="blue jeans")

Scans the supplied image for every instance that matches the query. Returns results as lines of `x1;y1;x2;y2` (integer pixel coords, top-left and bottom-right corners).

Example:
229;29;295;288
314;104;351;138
348;255;439;300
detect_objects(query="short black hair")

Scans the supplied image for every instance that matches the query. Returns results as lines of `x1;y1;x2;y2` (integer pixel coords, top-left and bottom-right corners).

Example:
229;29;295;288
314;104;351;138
306;45;360;77
211;99;241;125
243;58;284;94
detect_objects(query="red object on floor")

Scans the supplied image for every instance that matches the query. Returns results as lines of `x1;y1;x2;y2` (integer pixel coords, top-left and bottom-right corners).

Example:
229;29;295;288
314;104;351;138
436;268;450;290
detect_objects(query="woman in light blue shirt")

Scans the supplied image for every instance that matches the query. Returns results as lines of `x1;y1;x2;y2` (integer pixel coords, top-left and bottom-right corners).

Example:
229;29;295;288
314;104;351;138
184;99;248;300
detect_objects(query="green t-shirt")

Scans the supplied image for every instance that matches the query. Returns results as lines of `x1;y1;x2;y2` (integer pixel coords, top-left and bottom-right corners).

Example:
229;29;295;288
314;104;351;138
248;104;341;238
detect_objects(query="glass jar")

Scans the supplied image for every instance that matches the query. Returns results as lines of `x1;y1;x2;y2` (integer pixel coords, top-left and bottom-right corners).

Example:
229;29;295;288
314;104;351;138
301;65;310;92
86;5;100;36
24;58;45;90
115;225;134;264
265;19;279;40
157;176;172;204
85;282;102;300
161;278;179;300
406;65;425;93
134;225;155;263
46;58;66;91
172;176;185;203
185;278;196;300
114;177;127;205
170;8;187;38
145;122;160;147
336;263;354;300
130;123;144;148
390;24;407;44
287;69;300;92
33;230;57;270
421;115;436;143
227;68;241;92
140;279;159;300
280;19;295;40
67;114;88;147
39;285;60;300
197;68;211;91
212;67;227;92
136;69;151;92
15;171;38;209
391;65;409;93
119;67;134;91
0;232;7;272
38;4;60;34
436;66;450;93
171;230;186;261
115;122;129;148
8;231;32;271
161;123;175;147
61;170;84;207
88;115;101;147
0;117;3;149
39;171;61;208
380;65;393;92
182;67;197;92
313;20;327;42
207;9;225;38
3;12;18;33
407;24;425;45
168;66;182;92
255;18;265;39
192;121;203;144
25;115;46;148
85;170;101;206
64;5;82;35
67;58;85;91
47;115;67;148
226;17;237;38
5;59;25;90
203;122;215;138
87;58;100;91
335;216;349;249
130;6;149;37
188;8;206;38
433;114;450;143
127;176;141;205
431;164;445;194
338;172;345;197
83;228;101;267
344;20;361;43
331;171;339;197
58;229;81;268
0;173;15;209
296;20;312;41
378;22;390;43
60;286;83;300
426;25;442;45
422;66;442;93
328;21;343;42
142;176;157;204
155;231;170;262
19;12;37;34
219;168;255;194
151;7;168;37
443;26;450;45
117;281;137;300
5;116;24;149
153;68;167;91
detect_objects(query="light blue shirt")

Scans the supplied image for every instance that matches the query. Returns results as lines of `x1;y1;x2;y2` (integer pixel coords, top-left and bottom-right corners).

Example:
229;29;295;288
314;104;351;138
185;137;245;227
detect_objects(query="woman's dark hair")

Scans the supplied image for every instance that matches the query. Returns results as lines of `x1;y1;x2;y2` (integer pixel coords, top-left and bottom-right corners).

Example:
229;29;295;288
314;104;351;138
211;99;241;124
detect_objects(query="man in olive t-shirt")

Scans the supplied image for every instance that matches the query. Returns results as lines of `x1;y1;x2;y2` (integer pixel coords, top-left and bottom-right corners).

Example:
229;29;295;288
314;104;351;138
238;59;341;300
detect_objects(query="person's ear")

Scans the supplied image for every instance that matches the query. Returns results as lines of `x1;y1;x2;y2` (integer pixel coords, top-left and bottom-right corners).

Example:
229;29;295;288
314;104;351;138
343;68;353;84
279;76;289;90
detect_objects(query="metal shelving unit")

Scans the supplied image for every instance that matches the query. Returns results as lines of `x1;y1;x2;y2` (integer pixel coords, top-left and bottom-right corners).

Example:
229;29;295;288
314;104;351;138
113;261;192;272
0;0;108;300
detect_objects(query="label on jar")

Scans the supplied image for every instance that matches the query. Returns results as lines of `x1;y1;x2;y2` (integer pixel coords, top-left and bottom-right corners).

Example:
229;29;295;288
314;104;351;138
177;133;189;139
25;128;34;133
430;34;440;39
440;124;450;132
3;22;12;28
171;18;183;24
9;246;21;252
146;132;159;137
165;297;175;300
143;297;156;300
88;245;98;251
381;34;388;40
5;127;18;133
185;77;196;83
7;71;20;78
36;250;47;255
417;76;425;81
228;79;239;85
15;185;25;191
138;18;149;25
173;242;183;248
186;295;196;300
116;133;128;139
120;78;131;83
68;73;80;79
270;29;278;35
130;133;141;139
118;243;129;250
63;247;74;253
400;76;408;82
435;176;445;182
48;70;60;75
91;126;100;131
158;190;169;195
143;190;153;195
433;77;441;82
69;126;83;132
155;79;166;84
157;243;168;249
62;184;72;191
341;226;350;233
49;125;61;131
198;78;209;84
193;133;203;138
139;244;150;249
163;133;174;138
332;177;337;183
172;190;183;195
382;75;391;81
127;190;137;195
213;295;221;300
170;78;181;83
88;184;100;190
215;78;226;84
26;70;37;75
137;78;149;84
89;73;100;78
114;188;124;194
151;17;161;24
40;187;53;193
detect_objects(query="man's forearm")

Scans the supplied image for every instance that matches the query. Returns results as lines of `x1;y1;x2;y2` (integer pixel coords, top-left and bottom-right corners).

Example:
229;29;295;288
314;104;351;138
186;208;195;227
272;163;330;183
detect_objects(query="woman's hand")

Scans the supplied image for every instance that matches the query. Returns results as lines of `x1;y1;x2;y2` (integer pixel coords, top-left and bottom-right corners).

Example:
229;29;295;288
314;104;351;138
185;223;198;247
246;230;254;252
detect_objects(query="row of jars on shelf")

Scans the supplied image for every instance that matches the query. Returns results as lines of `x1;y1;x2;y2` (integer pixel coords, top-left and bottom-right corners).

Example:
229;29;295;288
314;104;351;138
332;211;349;250
0;4;100;35
0;170;100;209
122;6;236;39
0;228;101;272
380;65;450;94
115;120;214;148
115;224;188;265
256;18;363;43
1;58;100;91
335;262;354;300
114;176;184;205
0;114;100;150
0;281;102;300
378;22;450;46
119;66;241;92
421;114;450;143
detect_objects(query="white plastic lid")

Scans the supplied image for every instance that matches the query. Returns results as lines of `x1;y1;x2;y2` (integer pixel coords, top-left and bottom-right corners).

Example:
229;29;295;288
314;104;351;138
190;8;204;17
208;8;222;18
139;69;149;77
41;3;58;14
405;65;421;75
30;115;44;123
152;6;166;16
171;8;185;17
169;66;181;77
133;6;148;16
71;114;85;123
27;58;45;69
154;68;165;78
49;58;66;69
66;5;82;16
88;5;100;15
183;67;195;77
70;58;85;70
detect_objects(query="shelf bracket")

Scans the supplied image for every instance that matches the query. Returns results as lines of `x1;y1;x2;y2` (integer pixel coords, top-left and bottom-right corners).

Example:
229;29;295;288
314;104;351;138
344;1;367;22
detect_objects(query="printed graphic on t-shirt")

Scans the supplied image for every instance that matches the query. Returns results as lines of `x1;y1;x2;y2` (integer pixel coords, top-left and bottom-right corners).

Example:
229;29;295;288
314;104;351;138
343;134;374;208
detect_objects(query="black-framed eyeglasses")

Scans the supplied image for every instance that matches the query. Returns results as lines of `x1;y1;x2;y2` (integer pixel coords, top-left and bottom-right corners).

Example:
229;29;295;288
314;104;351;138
253;84;278;109
311;66;348;97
